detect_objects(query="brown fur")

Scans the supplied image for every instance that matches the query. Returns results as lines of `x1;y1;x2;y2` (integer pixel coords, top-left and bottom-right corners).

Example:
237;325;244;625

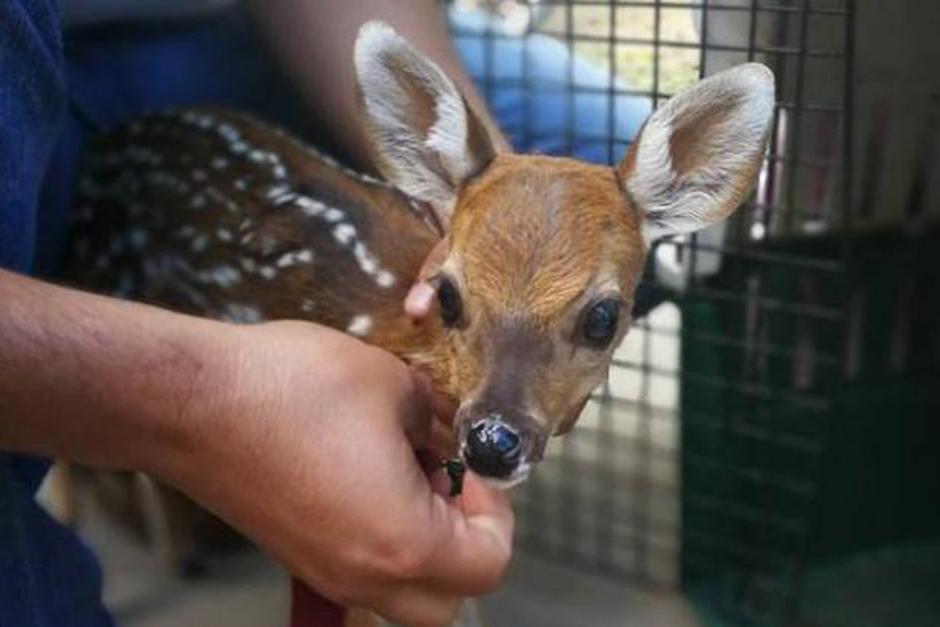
68;32;772;623
70;107;448;379
69;108;650;448
438;154;646;436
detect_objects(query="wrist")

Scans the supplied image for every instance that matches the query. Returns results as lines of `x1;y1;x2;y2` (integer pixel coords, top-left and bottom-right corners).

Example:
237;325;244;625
143;317;245;487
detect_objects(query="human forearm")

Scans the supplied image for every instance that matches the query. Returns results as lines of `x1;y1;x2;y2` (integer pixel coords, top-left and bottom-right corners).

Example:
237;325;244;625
0;268;512;624
0;268;233;476
248;0;510;169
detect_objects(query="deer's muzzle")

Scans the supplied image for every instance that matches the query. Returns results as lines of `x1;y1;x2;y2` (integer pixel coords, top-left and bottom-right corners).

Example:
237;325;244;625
456;407;547;487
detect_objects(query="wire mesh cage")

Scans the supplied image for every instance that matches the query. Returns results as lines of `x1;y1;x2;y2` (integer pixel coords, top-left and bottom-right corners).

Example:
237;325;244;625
447;2;939;626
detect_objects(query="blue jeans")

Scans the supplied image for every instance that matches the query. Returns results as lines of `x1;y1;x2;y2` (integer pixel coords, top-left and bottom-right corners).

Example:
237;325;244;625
449;8;650;163
0;4;649;625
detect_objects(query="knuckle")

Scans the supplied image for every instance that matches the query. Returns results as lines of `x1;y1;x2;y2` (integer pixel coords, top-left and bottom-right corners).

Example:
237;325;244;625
372;528;434;581
419;604;461;627
392;544;435;581
469;547;513;595
295;567;363;610
476;561;509;594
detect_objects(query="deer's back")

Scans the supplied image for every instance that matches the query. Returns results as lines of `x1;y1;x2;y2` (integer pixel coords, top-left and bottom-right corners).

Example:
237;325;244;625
69;108;440;343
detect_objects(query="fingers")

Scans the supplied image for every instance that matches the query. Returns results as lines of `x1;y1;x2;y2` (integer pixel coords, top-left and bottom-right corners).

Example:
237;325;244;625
370;477;512;626
420;474;514;595
373;585;461;627
399;373;434;449
426;415;457;458
403;377;513;595
410;368;457;424
460;472;514;520
359;345;510;619
426;464;454;498
405;282;437;320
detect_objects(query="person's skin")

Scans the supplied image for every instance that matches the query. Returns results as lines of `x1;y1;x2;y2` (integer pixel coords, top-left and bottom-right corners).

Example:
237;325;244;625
249;0;512;169
0;269;511;627
1;4;513;625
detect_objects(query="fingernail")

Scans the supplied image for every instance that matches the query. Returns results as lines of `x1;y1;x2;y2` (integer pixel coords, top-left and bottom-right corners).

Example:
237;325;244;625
405;283;436;318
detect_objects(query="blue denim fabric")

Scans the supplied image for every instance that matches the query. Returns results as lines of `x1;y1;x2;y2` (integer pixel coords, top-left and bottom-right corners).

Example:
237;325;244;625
0;5;649;625
449;9;651;163
1;2;114;624
0;0;66;273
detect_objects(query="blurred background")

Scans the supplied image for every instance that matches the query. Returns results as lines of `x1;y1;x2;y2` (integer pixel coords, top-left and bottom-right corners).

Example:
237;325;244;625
41;1;940;626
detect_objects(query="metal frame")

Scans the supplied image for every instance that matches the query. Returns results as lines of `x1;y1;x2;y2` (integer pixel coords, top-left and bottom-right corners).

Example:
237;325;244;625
446;2;858;624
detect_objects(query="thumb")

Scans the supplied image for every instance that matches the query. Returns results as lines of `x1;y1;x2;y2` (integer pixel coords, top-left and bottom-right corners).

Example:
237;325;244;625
459;472;513;520
422;474;514;595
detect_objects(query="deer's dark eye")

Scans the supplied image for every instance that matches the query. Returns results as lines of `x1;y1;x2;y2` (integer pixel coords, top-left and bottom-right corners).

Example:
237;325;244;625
582;299;620;348
437;277;462;327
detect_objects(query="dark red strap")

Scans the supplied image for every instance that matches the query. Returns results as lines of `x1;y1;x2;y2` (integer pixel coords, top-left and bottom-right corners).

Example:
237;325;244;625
290;577;346;627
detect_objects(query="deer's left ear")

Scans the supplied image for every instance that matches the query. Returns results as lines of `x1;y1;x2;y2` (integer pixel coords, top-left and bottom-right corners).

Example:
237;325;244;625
619;63;775;245
354;21;498;228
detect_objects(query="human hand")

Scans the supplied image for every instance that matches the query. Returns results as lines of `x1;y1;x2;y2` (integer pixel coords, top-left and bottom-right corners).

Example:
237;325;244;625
159;321;513;627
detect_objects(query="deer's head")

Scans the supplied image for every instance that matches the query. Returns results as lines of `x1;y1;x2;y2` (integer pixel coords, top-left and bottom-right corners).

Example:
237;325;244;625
355;22;774;485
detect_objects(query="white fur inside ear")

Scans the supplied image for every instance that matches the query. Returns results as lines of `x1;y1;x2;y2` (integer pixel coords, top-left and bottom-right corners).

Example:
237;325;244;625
355;21;486;220
627;63;775;245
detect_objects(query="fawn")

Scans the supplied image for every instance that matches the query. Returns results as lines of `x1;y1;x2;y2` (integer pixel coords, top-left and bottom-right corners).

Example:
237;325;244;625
69;19;774;624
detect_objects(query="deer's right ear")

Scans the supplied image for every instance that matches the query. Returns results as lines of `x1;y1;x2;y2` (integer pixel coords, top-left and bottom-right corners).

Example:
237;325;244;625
355;21;498;228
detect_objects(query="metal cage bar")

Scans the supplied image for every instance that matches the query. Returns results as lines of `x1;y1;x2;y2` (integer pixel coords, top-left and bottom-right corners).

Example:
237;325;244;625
443;2;876;625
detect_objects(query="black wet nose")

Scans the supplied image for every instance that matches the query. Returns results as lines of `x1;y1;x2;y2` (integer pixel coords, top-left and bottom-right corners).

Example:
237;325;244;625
463;418;522;479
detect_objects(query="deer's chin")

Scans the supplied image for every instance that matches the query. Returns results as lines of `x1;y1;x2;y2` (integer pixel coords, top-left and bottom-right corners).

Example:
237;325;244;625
554;395;592;436
462;457;533;490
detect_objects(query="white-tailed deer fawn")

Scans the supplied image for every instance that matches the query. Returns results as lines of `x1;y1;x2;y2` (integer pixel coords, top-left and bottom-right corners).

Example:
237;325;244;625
69;19;773;622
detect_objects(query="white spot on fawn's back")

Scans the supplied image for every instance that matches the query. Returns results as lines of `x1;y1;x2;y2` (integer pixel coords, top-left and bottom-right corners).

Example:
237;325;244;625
332;223;356;245
196;114;215;130
289;192;396;289
200;265;241;288
257;234;279;256
346;315;373;337
259;266;277;280
353;242;379;275
297;197;324;217
276;249;314;268
176;225;196;239
221;304;263;324
128;228;149;250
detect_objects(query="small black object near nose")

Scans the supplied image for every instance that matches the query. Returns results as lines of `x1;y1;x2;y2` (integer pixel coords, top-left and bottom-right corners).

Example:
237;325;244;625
463;418;522;479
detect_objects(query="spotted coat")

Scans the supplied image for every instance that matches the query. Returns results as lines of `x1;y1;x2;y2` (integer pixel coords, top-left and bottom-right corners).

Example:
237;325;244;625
69;108;449;375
